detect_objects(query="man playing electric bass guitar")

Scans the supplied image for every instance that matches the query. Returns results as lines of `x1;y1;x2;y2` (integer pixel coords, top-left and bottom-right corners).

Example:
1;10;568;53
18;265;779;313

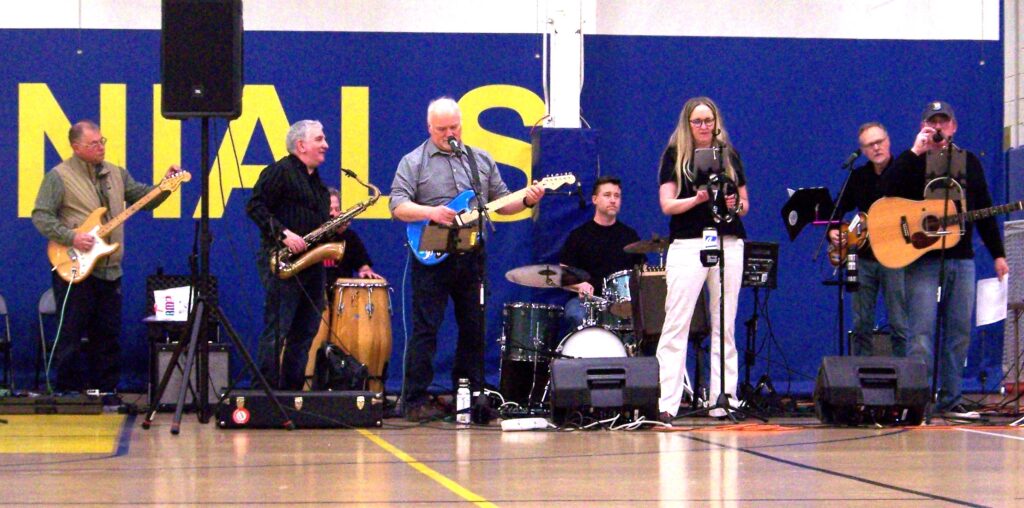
389;97;546;422
31;120;183;396
881;101;1008;420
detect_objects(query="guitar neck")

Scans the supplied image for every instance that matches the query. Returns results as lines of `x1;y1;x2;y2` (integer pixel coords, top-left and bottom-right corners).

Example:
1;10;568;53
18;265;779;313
946;200;1024;227
97;185;166;237
458;188;529;223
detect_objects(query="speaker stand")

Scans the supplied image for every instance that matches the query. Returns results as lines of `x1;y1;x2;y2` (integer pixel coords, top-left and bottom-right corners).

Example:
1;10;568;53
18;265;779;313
142;118;293;433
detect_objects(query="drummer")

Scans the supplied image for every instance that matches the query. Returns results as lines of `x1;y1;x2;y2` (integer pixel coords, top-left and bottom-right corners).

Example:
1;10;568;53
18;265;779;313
324;187;382;283
559;176;646;330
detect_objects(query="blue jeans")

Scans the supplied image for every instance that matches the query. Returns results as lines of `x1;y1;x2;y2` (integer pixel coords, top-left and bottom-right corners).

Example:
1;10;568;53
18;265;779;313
904;257;975;411
851;258;909;357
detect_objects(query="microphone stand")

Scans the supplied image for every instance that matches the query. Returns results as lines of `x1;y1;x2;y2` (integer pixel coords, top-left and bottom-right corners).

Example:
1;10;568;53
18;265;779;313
679;144;766;422
929;135;955;416
454;145;493;405
817;154;859;356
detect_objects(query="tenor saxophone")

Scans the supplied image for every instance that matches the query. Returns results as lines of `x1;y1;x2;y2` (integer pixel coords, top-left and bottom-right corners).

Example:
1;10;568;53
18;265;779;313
272;174;381;279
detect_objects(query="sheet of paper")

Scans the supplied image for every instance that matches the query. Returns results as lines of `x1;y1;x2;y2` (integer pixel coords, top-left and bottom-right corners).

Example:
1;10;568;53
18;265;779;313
976;276;1008;326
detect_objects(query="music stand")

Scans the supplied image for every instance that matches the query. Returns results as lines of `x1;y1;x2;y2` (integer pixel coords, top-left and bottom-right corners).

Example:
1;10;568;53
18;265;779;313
418;223;477;255
781;187;835;241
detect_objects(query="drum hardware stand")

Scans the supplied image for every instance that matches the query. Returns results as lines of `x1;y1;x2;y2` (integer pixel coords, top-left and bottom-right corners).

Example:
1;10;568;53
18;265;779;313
143;117;294;433
678;163;766;422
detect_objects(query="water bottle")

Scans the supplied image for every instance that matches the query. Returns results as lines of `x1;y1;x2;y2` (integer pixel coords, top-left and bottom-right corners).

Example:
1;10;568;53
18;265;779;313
700;227;720;267
456;378;471;426
844;248;859;292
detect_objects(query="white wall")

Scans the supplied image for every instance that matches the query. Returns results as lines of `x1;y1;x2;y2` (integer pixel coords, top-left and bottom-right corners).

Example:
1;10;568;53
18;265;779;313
2;0;1000;40
1007;0;1023;149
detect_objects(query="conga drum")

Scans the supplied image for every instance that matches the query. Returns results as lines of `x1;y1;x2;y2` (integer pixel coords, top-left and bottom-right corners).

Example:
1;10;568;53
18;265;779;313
328;278;393;392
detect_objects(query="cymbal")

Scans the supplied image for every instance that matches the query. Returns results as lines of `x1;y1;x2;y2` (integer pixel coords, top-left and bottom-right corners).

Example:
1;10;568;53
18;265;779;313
624;237;671;254
505;264;590;289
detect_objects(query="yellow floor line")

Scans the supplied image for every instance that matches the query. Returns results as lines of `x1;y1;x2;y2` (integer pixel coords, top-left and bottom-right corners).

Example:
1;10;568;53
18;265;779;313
0;414;124;454
357;429;496;507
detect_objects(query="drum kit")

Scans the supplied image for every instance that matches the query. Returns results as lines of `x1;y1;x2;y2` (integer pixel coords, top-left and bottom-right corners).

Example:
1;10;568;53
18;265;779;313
498;237;671;408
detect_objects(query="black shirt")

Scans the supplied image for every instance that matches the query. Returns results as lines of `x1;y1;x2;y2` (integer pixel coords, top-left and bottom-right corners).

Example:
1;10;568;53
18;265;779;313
559;220;645;296
246;154;331;250
881;148;1005;260
658;146;748;240
832;158;894;261
324;228;374;283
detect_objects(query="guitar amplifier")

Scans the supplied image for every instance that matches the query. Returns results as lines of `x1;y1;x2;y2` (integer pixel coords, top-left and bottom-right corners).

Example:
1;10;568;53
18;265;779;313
216;390;383;429
630;266;708;355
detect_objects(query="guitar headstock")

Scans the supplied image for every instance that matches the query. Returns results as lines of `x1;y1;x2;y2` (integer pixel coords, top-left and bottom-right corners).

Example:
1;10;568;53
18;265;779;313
159;171;192;192
537;172;577;190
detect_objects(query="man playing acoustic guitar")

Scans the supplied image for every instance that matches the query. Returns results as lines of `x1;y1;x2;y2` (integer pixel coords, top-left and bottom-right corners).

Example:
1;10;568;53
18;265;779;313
881;101;1009;420
32;120;182;396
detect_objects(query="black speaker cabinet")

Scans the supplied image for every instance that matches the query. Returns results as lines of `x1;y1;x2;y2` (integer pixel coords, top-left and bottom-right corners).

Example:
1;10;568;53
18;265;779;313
161;0;243;119
149;342;229;410
813;356;929;426
549;356;659;424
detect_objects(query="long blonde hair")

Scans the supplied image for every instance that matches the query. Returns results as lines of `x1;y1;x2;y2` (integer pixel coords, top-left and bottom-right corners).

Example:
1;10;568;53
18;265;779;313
664;96;737;190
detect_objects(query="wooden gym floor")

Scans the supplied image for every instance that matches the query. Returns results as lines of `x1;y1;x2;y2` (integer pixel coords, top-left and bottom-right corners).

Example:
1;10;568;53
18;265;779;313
0;407;1022;507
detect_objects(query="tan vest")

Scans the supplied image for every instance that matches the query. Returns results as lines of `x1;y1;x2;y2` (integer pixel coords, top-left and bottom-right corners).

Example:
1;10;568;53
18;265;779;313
53;156;128;271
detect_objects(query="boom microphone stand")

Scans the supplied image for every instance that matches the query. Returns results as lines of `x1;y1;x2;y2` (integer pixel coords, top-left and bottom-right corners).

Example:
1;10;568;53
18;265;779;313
817;152;860;355
143;118;294;433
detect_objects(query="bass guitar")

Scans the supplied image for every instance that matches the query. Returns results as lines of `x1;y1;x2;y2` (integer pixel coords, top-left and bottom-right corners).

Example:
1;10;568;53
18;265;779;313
827;212;867;266
48;171;192;283
406;173;577;265
867;197;1023;269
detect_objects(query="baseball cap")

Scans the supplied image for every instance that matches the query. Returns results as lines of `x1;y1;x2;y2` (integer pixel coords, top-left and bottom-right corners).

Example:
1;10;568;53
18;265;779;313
921;101;955;122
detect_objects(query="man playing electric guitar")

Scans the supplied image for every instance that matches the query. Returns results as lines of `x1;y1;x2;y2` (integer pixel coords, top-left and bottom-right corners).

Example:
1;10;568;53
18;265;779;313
390;97;545;422
881;101;1008;420
31;120;183;396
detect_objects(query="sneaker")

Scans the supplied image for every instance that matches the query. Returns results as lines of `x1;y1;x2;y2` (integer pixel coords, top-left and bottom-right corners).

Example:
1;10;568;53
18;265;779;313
404;401;445;423
657;412;674;426
942;404;980;420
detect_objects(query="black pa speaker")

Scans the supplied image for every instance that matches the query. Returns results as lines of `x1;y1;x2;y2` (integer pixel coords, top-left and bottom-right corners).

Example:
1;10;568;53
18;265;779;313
161;0;243;119
813;356;930;426
549;356;659;424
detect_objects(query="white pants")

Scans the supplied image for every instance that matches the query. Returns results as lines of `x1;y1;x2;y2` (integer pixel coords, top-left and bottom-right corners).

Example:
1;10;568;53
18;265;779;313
657;237;743;415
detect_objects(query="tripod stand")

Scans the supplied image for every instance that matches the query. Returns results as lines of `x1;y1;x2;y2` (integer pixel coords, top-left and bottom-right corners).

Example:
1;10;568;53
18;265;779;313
142;118;293;433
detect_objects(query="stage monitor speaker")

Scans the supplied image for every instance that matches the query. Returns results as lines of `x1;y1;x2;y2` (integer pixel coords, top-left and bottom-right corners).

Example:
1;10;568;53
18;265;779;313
161;0;243;119
150;343;229;410
549;356;658;424
813;356;929;426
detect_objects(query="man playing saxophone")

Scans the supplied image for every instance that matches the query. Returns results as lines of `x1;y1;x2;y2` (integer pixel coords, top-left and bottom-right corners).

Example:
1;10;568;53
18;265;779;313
246;119;333;390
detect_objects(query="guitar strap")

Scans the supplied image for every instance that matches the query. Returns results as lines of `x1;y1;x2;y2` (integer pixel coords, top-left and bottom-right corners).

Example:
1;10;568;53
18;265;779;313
463;145;484;202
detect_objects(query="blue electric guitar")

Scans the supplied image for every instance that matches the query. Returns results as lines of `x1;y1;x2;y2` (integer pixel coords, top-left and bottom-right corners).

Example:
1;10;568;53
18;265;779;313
406;173;577;265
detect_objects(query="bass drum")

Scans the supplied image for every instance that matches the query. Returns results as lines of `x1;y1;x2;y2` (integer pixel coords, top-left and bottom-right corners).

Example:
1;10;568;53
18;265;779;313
556;326;628;359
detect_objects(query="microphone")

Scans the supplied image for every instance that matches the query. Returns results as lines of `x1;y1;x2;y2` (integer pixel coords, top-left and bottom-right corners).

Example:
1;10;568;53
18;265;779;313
575;182;587;209
931;130;944;143
841;149;861;168
447;136;466;155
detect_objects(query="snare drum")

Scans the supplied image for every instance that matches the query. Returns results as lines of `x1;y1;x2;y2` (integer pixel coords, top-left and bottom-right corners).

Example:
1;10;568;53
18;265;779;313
330;278;393;392
501;302;563;362
556;326;628;359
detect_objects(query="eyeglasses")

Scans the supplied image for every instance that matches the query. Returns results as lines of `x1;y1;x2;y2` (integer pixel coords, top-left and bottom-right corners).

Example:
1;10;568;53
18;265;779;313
860;138;888;149
689;118;715;128
77;137;107;149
